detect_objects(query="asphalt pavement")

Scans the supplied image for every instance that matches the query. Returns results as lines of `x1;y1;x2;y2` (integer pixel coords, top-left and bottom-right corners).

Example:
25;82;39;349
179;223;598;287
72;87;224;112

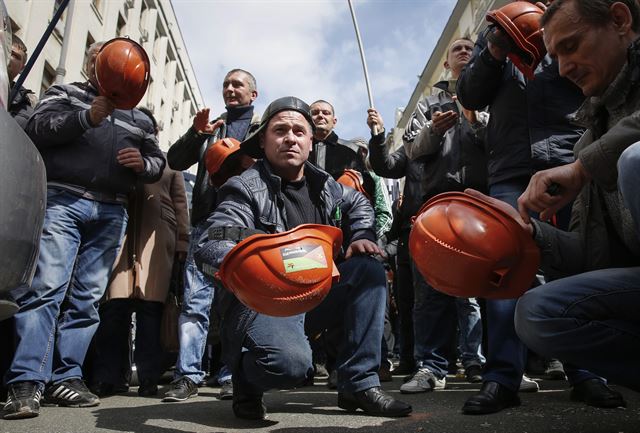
1;374;638;433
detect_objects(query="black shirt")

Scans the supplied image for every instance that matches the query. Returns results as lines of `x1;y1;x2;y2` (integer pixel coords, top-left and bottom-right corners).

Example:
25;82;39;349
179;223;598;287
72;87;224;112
281;177;323;229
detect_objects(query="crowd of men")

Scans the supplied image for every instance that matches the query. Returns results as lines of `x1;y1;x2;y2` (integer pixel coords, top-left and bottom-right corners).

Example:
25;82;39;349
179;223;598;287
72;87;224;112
1;0;639;424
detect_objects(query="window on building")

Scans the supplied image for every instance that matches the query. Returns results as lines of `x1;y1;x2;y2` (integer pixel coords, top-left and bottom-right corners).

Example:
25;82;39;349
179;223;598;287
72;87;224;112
153;22;166;63
40;62;56;98
52;0;67;40
53;0;66;18
146;76;154;109
92;0;103;18
82;33;96;77
117;13;127;37
9;18;19;35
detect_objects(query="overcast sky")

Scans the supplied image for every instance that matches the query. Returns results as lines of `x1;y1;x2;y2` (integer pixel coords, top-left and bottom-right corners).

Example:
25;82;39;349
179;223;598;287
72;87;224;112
172;0;456;140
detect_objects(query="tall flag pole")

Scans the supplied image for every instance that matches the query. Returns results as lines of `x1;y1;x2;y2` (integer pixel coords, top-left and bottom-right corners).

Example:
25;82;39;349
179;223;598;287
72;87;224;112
347;0;379;135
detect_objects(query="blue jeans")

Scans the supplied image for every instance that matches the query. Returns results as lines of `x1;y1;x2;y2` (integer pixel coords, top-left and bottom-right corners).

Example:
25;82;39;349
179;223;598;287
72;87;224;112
227;256;386;395
5;188;127;386
174;222;216;384
412;261;484;379
516;142;640;392
487;179;595;391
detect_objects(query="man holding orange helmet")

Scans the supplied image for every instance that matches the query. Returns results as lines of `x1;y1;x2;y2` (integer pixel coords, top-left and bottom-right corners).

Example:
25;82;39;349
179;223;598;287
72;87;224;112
3;39;165;419
194;96;412;420
456;0;623;415
515;0;640;395
163;69;260;403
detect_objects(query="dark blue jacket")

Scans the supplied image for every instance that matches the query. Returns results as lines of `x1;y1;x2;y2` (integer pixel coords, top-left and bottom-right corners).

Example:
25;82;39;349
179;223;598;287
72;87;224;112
26;82;165;194
456;29;585;186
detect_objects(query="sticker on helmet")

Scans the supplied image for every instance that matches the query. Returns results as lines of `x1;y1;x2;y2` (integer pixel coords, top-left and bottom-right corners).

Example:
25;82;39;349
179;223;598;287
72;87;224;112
281;244;328;273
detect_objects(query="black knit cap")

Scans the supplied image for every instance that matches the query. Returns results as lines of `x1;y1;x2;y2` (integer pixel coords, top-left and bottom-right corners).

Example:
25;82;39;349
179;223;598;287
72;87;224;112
240;96;314;158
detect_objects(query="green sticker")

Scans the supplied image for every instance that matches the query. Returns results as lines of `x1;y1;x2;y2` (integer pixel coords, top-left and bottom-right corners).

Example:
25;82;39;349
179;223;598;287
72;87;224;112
281;244;328;273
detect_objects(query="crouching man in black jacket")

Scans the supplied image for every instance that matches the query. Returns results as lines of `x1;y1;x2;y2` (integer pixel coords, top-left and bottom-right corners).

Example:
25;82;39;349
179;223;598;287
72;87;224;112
195;97;412;420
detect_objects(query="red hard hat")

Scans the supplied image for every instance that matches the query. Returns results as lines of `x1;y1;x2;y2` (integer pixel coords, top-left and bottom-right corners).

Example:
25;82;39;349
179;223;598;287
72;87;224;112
337;169;372;202
95;37;150;109
216;224;343;317
409;191;540;299
486;1;546;79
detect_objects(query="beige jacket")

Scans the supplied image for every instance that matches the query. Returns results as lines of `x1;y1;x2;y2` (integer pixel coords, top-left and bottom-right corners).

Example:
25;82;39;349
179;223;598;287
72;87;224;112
106;166;190;302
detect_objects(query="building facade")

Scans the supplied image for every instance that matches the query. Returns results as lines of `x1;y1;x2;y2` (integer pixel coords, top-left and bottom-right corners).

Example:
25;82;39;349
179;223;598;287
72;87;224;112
7;0;203;151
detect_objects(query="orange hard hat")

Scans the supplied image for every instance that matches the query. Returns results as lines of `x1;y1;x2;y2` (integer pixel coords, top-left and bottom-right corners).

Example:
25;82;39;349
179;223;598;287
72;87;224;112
337;169;372;202
486;1;546;79
216;224;343;317
409;191;540;299
95;37;150;109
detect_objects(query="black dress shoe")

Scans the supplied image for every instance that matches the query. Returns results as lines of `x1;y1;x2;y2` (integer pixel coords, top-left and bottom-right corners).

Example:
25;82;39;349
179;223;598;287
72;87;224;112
570;378;626;408
232;380;266;420
91;382;116;398
338;386;412;417
138;379;158;397
462;381;521;415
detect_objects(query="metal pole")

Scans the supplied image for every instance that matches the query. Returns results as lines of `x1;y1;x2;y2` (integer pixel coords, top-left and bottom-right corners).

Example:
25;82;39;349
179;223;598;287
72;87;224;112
55;0;76;84
9;0;70;103
347;0;378;135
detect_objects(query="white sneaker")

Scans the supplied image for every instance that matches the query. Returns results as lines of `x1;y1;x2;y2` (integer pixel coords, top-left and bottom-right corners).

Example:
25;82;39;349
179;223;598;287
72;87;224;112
519;374;540;393
400;368;446;394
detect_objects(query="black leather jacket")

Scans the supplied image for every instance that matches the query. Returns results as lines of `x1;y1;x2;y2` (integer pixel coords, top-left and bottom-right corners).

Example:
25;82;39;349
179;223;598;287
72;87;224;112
195;159;376;275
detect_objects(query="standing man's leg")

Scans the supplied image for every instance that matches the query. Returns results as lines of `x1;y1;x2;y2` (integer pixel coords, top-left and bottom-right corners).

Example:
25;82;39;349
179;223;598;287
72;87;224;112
394;229;415;374
91;299;133;396
134;300;165;396
163;222;215;402
463;178;529;414
45;200;127;406
401;265;455;394
456;296;485;383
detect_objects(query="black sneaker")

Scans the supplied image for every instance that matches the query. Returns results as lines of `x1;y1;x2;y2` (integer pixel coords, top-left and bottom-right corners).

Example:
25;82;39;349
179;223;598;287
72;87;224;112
219;379;233;400
43;378;100;407
162;377;198;402
3;381;43;420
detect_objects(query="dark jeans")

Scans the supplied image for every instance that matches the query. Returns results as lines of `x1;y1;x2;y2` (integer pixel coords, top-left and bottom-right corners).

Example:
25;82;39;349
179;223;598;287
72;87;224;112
92;298;164;385
486;178;595;391
226;256;386;395
395;228;415;366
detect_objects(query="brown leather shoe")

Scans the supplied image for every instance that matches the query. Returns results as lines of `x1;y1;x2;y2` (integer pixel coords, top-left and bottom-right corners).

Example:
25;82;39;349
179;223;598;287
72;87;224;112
338;386;412;417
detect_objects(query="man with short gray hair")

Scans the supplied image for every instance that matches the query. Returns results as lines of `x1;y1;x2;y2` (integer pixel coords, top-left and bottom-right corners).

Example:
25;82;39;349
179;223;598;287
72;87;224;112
515;0;640;394
3;39;165;420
